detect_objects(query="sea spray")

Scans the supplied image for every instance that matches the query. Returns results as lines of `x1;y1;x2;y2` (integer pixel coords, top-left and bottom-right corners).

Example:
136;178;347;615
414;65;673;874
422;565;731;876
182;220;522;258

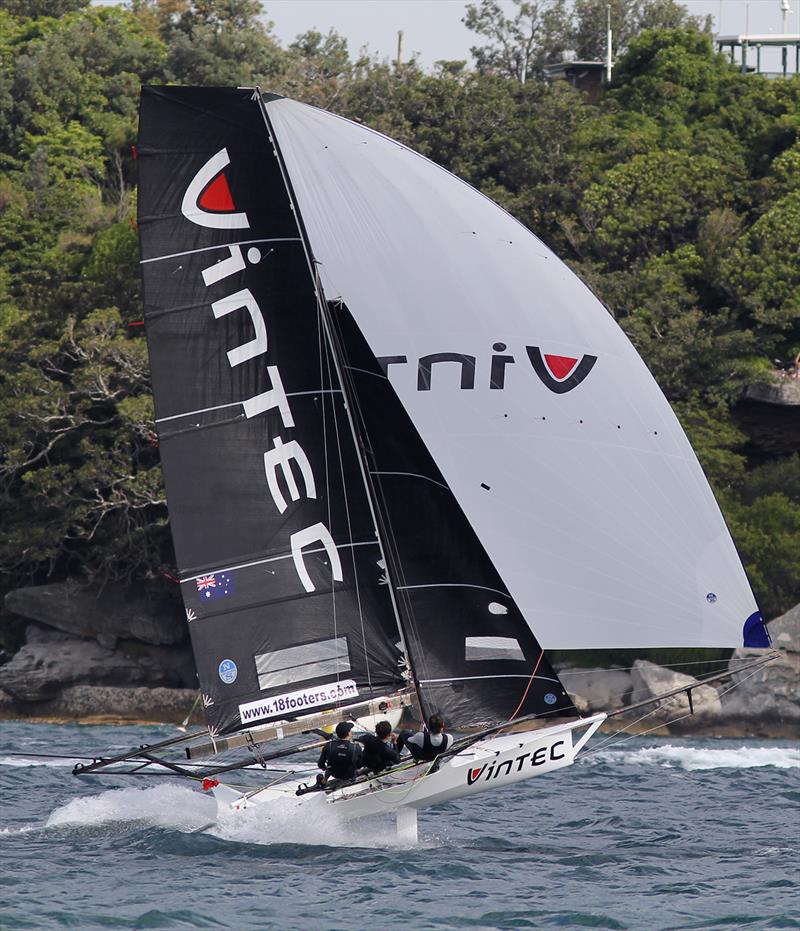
45;783;216;832
211;789;421;849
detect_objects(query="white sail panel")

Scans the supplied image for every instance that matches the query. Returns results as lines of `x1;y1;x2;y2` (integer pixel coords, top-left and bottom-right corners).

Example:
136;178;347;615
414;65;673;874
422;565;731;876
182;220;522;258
266;98;759;650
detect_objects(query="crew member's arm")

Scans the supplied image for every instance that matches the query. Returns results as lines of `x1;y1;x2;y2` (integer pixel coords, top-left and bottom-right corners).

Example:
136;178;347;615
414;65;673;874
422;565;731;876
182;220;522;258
404;732;425;761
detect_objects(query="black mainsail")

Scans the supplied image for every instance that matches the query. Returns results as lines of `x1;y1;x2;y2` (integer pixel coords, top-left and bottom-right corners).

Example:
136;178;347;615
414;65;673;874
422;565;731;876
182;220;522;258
138;87;405;735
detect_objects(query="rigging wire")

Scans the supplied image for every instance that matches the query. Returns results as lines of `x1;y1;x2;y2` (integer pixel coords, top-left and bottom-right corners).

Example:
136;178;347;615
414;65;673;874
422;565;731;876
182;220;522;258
314;272;341;707
557;655;757;675
319;289;373;696
508;649;546;721
582;655;779;756
557;655;762;707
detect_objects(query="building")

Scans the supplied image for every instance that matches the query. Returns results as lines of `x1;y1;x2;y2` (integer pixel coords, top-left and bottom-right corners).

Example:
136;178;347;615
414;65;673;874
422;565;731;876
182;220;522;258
716;33;800;76
543;61;606;103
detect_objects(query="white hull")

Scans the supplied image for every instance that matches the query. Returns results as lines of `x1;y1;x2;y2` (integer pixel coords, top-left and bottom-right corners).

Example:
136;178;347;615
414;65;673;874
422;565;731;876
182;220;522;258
211;714;606;838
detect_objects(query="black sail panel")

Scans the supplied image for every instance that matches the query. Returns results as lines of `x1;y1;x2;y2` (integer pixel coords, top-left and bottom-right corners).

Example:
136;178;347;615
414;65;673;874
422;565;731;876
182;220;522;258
138;87;403;735
329;301;576;728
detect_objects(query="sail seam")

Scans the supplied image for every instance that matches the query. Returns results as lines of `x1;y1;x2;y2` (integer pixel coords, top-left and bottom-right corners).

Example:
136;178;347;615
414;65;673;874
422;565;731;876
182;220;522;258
397;582;510;598
369;471;450;491
345;365;387;380
155;401;241;423
155;389;343;425
140;237;301;264
180;540;379;583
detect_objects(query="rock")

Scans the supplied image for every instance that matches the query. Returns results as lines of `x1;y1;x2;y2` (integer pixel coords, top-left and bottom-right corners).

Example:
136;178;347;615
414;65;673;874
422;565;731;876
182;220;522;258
744;378;800;406
629;659;721;724
721;648;800;731
4;581;184;647
24;623;73;645
46;685;199;723
556;666;632;713
0;626;195;701
569;692;591;715
0;685;202;725
115;640;197;689
0;636;145;701
767;603;799;653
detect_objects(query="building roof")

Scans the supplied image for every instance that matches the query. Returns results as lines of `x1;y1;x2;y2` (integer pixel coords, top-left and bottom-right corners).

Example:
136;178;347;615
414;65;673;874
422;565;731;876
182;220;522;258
544;60;605;76
716;33;800;46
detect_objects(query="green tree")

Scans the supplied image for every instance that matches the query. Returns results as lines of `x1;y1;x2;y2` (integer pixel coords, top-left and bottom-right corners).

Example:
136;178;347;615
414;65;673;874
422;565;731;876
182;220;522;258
727;494;800;618
571;0;705;60
158;0;284;85
580;149;737;266
0;308;167;585
278;28;355;109
464;0;571;82
722;190;800;362
0;0;89;16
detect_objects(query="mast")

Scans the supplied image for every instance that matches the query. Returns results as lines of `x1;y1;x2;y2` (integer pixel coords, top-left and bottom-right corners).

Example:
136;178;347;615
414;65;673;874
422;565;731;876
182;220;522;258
255;92;429;721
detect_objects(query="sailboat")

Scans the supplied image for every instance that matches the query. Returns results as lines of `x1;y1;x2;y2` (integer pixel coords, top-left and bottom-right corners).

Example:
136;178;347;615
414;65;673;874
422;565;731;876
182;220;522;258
74;87;774;841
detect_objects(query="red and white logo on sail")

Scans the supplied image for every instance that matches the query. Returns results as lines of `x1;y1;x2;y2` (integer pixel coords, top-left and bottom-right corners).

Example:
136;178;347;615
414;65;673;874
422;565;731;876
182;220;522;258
526;346;597;394
181;148;250;230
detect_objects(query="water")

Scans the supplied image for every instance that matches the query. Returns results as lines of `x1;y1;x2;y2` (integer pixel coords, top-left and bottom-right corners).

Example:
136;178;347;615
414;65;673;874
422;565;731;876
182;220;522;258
1;722;798;930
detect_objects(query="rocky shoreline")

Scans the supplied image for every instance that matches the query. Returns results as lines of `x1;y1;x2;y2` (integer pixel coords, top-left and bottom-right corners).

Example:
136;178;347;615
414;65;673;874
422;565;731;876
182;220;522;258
556;606;799;739
0;582;797;737
0;581;202;726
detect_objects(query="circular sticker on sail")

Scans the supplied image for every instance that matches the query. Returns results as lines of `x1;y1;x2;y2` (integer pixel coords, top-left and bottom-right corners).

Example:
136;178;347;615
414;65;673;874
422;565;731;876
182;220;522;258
706;592;718;603
544;692;557;705
218;659;237;684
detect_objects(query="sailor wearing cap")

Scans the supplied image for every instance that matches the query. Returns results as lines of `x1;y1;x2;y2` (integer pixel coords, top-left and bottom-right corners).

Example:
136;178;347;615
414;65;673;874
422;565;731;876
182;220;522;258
317;721;364;784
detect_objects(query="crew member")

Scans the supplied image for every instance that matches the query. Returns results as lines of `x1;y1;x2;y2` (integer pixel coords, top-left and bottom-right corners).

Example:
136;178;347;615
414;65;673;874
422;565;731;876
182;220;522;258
317;721;363;783
397;713;452;762
356;720;401;774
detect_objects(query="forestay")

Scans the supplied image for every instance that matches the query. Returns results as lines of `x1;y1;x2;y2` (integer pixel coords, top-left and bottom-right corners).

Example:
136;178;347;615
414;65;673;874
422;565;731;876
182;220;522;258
265;97;766;652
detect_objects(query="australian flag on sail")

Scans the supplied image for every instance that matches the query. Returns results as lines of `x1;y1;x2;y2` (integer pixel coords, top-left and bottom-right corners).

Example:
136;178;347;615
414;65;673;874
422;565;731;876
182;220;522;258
195;572;235;603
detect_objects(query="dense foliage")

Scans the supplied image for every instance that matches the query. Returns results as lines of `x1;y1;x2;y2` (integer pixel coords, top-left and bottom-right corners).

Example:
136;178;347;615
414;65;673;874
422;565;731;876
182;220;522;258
0;0;798;618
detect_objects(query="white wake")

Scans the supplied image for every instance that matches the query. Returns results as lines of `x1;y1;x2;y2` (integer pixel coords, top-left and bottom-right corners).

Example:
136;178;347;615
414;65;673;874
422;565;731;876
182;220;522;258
0;756;85;769
590;744;800;771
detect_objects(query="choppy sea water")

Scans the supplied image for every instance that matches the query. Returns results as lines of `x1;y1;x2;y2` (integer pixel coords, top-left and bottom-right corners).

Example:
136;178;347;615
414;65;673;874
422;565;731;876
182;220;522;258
0;722;797;930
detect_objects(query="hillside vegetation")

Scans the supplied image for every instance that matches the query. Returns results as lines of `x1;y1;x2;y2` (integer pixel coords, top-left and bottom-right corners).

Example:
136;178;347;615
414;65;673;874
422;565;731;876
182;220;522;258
0;0;798;626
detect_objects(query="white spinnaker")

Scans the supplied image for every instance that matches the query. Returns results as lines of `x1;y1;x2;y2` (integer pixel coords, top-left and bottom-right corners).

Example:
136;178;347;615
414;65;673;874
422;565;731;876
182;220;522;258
266;98;758;650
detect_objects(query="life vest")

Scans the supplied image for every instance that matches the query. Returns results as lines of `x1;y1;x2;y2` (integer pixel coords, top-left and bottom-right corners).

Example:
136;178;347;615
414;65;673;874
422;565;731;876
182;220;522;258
325;738;361;779
420;730;449;762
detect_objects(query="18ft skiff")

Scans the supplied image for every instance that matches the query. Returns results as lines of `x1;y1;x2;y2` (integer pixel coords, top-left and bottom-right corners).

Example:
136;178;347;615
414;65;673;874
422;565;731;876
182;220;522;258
74;87;776;839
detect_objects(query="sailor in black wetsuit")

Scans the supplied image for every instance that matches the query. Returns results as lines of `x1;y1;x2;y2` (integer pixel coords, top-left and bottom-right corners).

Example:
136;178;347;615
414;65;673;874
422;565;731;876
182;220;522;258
356;720;401;774
317;721;363;784
397;713;453;762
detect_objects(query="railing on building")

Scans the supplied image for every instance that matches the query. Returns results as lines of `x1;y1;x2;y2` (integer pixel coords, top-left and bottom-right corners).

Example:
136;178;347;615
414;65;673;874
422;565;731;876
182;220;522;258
716;33;800;76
